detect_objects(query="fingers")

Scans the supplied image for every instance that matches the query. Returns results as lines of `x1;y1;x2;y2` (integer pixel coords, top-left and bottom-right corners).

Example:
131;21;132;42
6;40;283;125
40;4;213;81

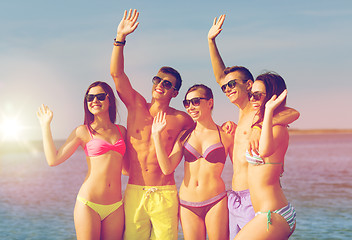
217;14;225;26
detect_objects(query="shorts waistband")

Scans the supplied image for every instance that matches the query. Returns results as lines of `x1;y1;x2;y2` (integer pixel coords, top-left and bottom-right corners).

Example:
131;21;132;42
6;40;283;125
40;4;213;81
228;189;250;197
126;184;177;191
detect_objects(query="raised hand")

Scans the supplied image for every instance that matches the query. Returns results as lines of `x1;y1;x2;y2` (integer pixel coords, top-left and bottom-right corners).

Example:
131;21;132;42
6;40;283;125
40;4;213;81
152;112;167;135
117;9;140;39
265;89;288;112
37;104;53;126
208;14;225;40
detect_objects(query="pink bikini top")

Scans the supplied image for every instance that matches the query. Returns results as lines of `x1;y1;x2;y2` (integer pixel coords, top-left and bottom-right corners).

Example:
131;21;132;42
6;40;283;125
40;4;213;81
84;125;126;157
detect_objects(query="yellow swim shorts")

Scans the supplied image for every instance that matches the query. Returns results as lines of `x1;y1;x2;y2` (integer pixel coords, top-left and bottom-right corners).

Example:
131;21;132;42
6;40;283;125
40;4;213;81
123;184;179;240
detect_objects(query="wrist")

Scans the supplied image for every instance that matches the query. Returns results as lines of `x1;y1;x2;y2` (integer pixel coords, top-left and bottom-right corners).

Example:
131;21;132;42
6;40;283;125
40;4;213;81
114;38;126;47
115;33;126;42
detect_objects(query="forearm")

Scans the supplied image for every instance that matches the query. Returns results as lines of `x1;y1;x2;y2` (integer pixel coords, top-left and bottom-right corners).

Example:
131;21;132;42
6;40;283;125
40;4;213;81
272;107;300;126
41;125;59;166
110;35;126;79
208;38;225;84
152;133;176;175
259;110;275;156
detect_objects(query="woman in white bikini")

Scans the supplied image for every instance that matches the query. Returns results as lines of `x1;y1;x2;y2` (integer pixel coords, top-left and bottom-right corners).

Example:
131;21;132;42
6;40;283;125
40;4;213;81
235;72;296;240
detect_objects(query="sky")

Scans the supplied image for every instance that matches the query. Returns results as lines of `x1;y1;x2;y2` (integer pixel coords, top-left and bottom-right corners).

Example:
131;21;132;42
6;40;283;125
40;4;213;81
1;0;352;141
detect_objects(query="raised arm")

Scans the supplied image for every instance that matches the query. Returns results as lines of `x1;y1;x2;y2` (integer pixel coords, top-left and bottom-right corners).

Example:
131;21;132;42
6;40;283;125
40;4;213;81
152;112;184;175
248;100;299;155
110;9;140;107
37;105;82;166
208;15;226;84
259;90;288;156
272;106;300;126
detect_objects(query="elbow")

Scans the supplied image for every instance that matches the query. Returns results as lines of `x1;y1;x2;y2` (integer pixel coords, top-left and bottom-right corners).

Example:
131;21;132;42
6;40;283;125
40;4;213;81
48;162;57;167
161;168;174;176
258;148;274;158
110;71;124;80
294;111;300;121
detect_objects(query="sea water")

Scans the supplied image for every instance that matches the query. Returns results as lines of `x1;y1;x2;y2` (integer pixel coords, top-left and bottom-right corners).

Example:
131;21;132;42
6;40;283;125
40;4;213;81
0;133;351;239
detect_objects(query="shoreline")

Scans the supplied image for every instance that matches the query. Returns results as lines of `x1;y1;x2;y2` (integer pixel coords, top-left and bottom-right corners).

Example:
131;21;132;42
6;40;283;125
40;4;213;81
288;129;352;135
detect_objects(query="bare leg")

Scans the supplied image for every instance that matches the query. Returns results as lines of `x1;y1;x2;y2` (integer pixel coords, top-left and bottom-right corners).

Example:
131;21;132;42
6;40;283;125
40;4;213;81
180;206;206;240
74;199;101;240
234;213;291;240
101;204;125;240
205;197;229;240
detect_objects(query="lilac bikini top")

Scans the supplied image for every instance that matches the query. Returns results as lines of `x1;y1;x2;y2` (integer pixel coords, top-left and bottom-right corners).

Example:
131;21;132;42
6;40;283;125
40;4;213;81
183;126;226;164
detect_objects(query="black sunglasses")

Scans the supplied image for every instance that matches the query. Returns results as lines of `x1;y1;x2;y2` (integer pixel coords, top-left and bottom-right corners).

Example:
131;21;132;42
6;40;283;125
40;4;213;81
86;93;108;102
248;91;266;101
183;97;208;108
152;76;176;90
221;80;238;93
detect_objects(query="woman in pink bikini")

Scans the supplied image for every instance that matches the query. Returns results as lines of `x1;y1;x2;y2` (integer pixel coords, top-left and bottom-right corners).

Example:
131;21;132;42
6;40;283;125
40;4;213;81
152;84;234;240
37;81;126;239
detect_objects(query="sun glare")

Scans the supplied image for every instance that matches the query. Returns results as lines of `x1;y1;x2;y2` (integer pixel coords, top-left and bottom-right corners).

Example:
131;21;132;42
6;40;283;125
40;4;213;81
0;116;24;141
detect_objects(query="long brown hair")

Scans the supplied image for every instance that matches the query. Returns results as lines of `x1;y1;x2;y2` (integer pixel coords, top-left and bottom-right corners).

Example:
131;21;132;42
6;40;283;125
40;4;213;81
83;81;117;134
251;72;287;127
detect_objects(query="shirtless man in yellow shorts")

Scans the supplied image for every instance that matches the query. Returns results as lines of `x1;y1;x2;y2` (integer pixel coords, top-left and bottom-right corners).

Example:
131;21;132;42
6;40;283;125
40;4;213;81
110;9;193;240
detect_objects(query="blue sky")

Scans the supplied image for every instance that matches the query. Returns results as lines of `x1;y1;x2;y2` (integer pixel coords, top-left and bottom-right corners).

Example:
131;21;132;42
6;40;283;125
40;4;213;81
1;0;351;141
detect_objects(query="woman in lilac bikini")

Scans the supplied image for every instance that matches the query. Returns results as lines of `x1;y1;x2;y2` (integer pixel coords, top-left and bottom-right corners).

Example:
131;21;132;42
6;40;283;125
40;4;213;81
152;84;234;240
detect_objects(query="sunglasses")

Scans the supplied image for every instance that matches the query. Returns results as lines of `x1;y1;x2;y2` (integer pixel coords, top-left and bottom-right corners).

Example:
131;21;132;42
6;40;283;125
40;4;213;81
221;80;238;93
248;91;266;101
183;97;208;108
86;93;108;102
152;76;176;90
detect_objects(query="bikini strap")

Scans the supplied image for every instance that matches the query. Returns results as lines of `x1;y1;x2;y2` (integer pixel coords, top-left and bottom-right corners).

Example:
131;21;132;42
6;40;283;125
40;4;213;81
216;125;223;143
115;124;123;137
86;125;93;139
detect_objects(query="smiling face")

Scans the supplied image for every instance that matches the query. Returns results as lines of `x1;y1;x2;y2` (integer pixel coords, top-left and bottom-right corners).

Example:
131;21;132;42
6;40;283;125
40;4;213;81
184;88;213;122
221;71;252;105
86;86;109;115
250;80;266;111
152;71;178;100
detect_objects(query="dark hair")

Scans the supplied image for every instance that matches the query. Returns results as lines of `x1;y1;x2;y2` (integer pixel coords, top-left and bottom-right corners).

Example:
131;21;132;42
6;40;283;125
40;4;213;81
159;66;182;91
252;72;287;127
180;84;214;142
83;81;117;134
223;66;254;83
184;84;214;108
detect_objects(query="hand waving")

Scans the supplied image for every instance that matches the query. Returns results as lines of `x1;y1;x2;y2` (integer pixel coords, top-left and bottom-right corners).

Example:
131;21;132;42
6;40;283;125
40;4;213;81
265;89;287;113
208;14;225;40
117;9;140;38
152;112;167;135
37;104;53;126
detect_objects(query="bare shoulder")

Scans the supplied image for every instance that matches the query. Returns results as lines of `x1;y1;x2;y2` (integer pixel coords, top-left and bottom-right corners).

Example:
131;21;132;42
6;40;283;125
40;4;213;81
70;125;89;144
169;107;193;127
75;125;87;136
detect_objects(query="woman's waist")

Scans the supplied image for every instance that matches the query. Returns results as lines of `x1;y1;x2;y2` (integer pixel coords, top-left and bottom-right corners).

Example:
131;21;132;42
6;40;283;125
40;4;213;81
250;188;288;212
180;181;226;202
78;183;122;204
